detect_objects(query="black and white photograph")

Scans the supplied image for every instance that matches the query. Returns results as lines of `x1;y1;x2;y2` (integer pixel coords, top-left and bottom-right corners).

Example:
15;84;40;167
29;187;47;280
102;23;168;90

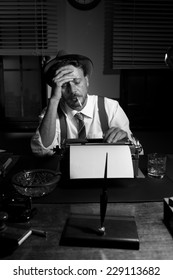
0;0;173;278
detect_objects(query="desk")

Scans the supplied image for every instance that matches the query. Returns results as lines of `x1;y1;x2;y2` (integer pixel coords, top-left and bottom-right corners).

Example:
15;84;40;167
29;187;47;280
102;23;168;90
1;154;173;259
1;202;173;260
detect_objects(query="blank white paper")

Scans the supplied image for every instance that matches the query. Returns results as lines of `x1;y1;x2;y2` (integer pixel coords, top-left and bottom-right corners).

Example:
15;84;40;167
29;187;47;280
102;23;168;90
70;145;134;179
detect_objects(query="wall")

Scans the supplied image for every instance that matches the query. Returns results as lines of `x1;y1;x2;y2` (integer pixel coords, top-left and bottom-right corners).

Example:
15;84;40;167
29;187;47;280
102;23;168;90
54;0;119;99
0;132;33;154
0;1;120;154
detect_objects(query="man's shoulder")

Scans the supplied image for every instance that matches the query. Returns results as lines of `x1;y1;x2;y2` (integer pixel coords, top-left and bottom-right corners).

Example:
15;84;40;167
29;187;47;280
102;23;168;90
88;94;97;100
87;94;98;105
88;95;119;106
98;96;119;108
89;94;118;101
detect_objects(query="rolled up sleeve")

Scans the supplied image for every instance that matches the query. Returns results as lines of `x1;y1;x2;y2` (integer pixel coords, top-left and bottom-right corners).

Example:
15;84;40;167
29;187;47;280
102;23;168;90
104;98;132;139
30;107;60;157
30;128;57;156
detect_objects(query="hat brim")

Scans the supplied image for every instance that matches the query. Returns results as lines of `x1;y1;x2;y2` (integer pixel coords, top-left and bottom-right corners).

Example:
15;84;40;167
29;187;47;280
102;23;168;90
44;54;93;86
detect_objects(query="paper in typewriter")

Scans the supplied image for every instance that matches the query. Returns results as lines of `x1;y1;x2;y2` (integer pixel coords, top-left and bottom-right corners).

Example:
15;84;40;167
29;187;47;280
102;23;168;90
70;145;134;179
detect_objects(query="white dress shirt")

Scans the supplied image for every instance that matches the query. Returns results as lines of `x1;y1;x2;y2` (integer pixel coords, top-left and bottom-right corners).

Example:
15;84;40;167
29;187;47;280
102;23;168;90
31;94;133;156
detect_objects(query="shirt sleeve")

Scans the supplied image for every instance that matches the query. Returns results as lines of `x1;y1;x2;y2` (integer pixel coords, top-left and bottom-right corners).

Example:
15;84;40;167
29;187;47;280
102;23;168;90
30;108;60;157
104;97;133;140
104;97;143;153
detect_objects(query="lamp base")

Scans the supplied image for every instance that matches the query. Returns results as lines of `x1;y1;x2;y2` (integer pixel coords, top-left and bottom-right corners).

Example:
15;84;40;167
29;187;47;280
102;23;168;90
60;214;139;250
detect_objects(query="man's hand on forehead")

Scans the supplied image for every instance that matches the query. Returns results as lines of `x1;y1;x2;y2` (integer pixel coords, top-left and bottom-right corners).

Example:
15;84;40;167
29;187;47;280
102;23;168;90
56;65;79;77
51;64;82;90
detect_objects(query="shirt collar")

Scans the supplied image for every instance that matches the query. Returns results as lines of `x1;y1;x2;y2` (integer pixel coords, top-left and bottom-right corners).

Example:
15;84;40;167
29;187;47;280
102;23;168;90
60;94;93;120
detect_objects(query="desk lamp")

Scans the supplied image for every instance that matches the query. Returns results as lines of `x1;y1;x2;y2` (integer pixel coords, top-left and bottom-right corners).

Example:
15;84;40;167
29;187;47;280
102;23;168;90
60;152;139;250
163;47;173;236
165;46;173;69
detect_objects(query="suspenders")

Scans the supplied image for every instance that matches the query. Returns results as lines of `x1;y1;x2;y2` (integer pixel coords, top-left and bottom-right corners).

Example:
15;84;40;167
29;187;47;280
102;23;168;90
58;104;67;143
58;96;109;143
97;95;109;134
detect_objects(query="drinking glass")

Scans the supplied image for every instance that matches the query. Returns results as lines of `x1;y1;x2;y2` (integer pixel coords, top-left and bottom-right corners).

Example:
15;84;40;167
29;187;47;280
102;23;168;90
147;153;167;179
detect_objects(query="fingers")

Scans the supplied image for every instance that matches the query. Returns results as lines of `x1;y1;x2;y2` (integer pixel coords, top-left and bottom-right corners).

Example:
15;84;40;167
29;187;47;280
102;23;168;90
49;66;79;101
52;65;77;85
52;75;73;88
51;66;79;100
104;127;128;143
104;127;114;142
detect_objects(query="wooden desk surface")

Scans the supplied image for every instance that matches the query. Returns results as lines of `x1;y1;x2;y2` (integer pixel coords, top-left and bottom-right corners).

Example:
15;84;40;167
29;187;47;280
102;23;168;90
1;153;173;259
1;201;173;260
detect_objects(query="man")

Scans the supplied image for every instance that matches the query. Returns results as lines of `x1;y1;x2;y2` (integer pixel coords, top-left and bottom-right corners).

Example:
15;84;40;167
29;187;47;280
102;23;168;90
31;50;134;156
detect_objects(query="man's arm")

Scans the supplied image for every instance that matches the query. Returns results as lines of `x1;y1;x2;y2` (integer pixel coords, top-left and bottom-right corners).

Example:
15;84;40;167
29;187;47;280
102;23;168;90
39;95;60;148
103;98;132;143
39;65;77;147
104;127;128;143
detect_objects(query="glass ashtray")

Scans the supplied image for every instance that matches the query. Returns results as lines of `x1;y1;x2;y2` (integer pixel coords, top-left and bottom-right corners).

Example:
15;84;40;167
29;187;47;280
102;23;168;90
11;169;61;197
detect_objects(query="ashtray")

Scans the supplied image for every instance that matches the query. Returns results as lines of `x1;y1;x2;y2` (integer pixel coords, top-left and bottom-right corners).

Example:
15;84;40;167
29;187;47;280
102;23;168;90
11;169;61;197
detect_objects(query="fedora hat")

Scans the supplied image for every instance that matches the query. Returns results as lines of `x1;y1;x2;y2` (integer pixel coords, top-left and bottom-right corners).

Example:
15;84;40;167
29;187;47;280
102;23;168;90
43;50;93;86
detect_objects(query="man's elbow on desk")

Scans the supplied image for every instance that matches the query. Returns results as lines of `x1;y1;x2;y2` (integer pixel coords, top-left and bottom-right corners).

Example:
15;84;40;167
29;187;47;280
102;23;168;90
30;136;55;157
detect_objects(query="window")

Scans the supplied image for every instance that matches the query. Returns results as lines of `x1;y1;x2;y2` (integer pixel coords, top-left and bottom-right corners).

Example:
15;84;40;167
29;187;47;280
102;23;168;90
104;0;173;72
0;0;59;131
0;0;58;56
0;56;45;131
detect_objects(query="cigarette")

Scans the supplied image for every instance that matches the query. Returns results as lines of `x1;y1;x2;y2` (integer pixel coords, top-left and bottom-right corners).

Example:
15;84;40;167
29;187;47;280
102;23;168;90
3;157;12;170
77;97;82;107
32;229;47;237
0;157;12;176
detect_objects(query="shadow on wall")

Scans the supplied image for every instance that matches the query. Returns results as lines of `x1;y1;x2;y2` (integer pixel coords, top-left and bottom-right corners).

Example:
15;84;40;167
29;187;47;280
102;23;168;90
0;132;33;155
134;131;173;154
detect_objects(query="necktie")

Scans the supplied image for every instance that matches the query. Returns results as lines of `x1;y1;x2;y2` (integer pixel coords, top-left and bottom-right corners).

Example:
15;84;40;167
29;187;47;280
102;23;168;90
75;113;86;139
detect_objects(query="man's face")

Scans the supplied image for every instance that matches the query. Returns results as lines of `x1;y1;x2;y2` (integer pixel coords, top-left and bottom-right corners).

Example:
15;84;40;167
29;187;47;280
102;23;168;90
61;66;89;110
